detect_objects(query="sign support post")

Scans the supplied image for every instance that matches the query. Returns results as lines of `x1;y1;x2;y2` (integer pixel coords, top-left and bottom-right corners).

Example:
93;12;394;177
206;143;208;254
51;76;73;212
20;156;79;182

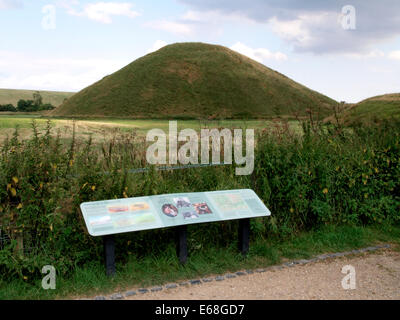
176;225;188;264
103;235;116;277
238;218;250;256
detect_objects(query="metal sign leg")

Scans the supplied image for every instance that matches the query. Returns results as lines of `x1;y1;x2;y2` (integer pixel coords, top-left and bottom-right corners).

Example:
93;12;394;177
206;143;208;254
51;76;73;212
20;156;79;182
238;218;250;256
176;225;188;264
103;235;116;277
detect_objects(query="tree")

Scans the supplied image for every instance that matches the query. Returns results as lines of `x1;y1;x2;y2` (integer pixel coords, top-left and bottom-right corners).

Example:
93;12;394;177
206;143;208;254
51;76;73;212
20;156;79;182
33;91;43;107
39;103;55;111
0;104;17;112
17;99;36;112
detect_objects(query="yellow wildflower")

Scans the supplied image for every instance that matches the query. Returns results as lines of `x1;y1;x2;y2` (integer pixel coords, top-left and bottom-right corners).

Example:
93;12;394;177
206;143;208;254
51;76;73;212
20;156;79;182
322;188;328;194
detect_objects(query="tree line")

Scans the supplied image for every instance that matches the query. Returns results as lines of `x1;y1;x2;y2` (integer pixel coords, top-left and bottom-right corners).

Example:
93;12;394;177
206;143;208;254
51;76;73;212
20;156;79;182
0;91;55;112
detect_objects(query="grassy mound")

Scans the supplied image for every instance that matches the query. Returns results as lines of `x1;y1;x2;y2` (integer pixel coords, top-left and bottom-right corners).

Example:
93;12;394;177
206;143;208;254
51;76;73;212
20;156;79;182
51;42;337;119
346;93;400;123
0;88;74;107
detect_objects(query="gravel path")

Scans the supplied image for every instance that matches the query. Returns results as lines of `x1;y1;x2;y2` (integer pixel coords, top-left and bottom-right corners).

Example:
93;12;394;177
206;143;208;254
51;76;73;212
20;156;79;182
123;249;400;300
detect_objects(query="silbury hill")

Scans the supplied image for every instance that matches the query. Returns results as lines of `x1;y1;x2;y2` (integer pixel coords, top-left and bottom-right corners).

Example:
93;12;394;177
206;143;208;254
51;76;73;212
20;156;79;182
51;42;337;119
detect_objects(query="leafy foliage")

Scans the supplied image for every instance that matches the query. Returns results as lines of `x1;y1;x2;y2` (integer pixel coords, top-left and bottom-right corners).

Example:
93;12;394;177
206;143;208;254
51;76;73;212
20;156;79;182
0;104;16;112
17;99;55;112
0;118;399;281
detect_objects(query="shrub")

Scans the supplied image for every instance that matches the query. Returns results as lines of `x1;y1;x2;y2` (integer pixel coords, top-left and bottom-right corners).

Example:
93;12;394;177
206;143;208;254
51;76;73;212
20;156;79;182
17;100;36;112
0;104;17;112
0;118;399;280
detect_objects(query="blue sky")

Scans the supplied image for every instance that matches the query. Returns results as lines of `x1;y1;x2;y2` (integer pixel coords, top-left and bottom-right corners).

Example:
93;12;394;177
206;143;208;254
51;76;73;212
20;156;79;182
0;0;399;102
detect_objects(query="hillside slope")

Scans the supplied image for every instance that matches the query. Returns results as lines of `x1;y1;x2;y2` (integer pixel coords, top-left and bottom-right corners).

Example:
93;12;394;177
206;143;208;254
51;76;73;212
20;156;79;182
0;89;75;107
51;42;337;119
346;93;400;123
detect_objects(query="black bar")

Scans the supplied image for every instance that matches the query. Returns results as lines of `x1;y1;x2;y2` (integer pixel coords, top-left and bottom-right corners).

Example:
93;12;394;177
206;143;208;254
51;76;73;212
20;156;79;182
176;225;188;264
238;218;250;256
103;235;116;277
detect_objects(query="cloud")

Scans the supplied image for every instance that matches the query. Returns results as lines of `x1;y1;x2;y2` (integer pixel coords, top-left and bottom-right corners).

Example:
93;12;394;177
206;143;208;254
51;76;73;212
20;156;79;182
146;9;259;38
344;50;385;59
0;51;130;91
230;42;287;63
179;0;400;55
146;40;168;54
0;0;22;9
63;1;140;24
389;51;400;60
181;9;255;25
145;20;193;36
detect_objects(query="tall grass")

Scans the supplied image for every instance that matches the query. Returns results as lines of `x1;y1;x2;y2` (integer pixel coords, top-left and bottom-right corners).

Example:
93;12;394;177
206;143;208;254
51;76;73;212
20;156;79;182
0;118;399;282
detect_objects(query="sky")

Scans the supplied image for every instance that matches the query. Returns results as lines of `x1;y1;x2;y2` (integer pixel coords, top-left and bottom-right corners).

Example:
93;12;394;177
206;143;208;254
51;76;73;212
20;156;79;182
0;0;399;103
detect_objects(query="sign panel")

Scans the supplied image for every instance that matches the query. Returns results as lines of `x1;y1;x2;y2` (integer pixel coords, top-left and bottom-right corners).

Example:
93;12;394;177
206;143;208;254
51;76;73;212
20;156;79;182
80;189;271;236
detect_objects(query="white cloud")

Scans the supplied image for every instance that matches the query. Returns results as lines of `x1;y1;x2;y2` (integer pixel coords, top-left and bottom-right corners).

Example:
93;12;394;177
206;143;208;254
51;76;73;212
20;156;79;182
145;20;193;36
65;2;140;24
345;50;385;59
268;12;337;52
388;51;400;60
0;0;21;9
0;51;130;91
182;9;255;25
146;40;168;54
180;1;400;55
230;42;287;63
145;10;255;38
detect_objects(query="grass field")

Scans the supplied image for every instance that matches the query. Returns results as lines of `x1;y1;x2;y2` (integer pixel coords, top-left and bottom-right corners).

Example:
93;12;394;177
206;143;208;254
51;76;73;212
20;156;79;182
0;88;75;107
0;224;398;300
0;114;303;143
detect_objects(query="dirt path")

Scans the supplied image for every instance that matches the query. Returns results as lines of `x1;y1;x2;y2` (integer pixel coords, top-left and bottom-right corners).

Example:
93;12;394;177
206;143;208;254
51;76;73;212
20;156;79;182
124;249;400;300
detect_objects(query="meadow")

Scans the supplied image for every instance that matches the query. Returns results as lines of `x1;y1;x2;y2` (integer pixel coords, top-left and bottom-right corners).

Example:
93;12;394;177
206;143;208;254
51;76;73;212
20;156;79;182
0;113;399;299
0;114;303;143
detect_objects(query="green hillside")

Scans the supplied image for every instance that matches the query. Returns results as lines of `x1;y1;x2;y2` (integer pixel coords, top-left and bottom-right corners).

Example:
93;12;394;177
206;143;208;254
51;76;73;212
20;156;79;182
0;88;75;107
51;42;337;119
346;93;400;123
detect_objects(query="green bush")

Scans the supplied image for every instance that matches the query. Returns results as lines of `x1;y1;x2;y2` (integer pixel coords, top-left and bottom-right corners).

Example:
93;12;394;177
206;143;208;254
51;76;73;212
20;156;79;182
0;104;17;112
0;119;399;281
17;100;37;112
